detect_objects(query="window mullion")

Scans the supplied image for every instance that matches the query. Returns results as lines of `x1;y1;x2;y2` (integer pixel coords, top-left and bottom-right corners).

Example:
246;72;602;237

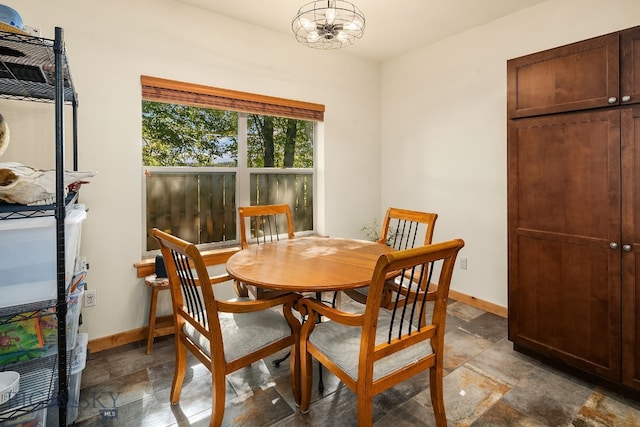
237;113;250;241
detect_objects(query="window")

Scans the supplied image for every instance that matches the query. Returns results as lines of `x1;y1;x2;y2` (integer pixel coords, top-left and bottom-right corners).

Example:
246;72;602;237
141;76;324;252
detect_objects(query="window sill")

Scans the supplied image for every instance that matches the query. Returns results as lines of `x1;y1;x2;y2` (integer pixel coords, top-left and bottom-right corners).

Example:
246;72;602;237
134;245;242;278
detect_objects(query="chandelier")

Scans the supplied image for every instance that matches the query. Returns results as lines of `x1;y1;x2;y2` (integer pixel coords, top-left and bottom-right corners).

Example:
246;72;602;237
292;0;366;49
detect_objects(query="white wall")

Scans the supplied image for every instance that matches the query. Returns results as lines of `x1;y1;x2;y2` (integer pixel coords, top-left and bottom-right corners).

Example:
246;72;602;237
380;0;640;308
0;0;381;340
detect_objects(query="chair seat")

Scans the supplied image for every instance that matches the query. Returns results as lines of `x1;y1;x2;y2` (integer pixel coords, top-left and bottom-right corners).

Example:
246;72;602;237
309;309;433;381
184;301;293;362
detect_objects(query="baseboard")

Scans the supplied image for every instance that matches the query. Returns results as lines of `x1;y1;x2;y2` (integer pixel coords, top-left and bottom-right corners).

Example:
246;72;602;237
87;315;173;354
449;289;507;318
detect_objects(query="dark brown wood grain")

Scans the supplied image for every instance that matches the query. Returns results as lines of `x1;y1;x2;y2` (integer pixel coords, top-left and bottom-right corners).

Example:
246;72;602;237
508;110;622;381
508;33;619;118
621;105;640;389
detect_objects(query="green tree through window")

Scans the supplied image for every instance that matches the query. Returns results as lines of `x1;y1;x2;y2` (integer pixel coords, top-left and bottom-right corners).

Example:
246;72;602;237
142;101;238;166
247;115;313;168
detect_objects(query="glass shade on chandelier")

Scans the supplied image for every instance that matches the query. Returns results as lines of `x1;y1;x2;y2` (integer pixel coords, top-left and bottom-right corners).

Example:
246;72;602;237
292;0;365;49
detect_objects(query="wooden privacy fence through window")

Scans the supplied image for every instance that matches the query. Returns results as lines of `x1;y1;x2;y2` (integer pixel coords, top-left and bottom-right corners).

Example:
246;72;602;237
250;173;314;232
145;171;313;251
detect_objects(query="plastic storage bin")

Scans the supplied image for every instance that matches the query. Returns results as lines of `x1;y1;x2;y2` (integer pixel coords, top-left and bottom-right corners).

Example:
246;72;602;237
3;407;47;426
67;332;88;425
0;206;87;308
29;285;84;363
66;288;84;350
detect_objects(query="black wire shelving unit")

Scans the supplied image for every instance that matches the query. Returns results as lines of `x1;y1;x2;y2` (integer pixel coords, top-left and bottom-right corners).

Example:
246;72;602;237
0;27;78;426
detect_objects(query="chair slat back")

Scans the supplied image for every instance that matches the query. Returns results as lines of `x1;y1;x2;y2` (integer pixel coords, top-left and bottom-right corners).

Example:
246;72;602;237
173;249;208;326
364;239;464;356
238;204;295;249
379;208;438;297
152;229;224;350
378;207;438;250
342;208;439;307
387;260;434;342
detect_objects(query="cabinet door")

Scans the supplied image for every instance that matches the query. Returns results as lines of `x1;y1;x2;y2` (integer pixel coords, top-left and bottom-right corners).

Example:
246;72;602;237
507;33;619;118
621;27;640;106
508;110;622;381
621;105;640;390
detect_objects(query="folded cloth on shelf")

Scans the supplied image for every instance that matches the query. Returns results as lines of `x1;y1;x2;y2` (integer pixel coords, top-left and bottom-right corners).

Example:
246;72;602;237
0;162;96;205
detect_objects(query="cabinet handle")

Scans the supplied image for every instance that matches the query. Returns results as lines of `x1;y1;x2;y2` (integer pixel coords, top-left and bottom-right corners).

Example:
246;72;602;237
622;95;631;102
608;97;618;104
623;244;632;252
610;242;619;249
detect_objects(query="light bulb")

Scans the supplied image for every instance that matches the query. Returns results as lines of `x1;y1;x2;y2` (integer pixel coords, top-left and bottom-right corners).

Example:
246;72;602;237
300;17;316;31
344;18;362;31
325;7;336;25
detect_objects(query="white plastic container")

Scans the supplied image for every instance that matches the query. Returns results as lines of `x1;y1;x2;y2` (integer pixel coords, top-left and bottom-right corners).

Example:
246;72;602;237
0;371;19;405
67;332;88;424
0;206;86;308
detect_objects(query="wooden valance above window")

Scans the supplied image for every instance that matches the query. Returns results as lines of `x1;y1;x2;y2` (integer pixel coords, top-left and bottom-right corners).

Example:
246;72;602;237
141;75;325;122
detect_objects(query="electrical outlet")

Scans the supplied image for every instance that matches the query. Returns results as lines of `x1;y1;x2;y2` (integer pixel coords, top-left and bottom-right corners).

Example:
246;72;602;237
85;289;97;307
459;257;468;270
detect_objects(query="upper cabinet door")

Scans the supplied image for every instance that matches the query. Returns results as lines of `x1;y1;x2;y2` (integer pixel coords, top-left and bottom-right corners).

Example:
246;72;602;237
621;27;640;107
508;33;620;119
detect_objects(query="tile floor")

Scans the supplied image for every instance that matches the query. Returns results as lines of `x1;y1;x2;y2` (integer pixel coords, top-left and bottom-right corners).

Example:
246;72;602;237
72;301;640;426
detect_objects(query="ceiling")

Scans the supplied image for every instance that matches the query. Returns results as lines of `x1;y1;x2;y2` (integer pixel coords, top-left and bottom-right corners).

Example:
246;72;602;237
176;0;548;62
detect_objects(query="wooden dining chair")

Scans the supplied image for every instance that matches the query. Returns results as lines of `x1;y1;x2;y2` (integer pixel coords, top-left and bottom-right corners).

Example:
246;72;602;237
235;203;295;299
151;228;301;427
344;207;438;306
237;203;328;386
299;239;464;427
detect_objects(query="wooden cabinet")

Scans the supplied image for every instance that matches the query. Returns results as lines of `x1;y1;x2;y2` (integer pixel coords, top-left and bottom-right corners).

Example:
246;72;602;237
508;25;640;392
508;109;622;381
508;26;640;119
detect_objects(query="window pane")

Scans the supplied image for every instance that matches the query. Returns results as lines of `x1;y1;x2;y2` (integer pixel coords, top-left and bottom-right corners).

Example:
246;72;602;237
250;173;313;232
247;115;313;168
146;171;236;251
142;101;238;167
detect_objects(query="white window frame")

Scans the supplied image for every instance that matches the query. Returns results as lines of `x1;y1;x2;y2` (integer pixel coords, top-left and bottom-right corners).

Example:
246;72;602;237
142;111;318;255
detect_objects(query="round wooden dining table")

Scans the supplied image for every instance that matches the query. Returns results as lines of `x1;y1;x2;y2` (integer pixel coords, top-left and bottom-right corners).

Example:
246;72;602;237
225;236;396;293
